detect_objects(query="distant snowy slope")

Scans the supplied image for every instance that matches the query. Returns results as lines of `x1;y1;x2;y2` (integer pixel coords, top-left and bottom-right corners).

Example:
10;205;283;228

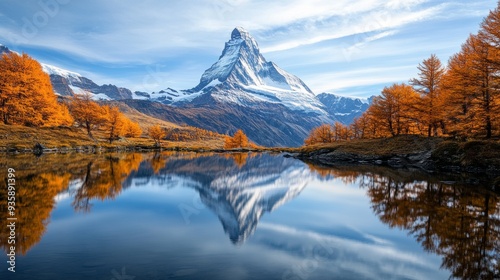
39;63;133;100
42;64;82;81
317;93;373;124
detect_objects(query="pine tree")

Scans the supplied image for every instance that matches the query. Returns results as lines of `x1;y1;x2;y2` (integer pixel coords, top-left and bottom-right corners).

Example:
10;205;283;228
410;54;446;136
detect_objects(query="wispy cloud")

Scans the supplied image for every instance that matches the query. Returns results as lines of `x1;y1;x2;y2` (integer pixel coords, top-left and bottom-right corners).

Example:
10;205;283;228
302;65;417;95
260;4;442;53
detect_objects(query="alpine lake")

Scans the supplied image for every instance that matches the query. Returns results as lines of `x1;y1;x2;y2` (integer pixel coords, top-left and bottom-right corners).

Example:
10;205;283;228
0;151;498;280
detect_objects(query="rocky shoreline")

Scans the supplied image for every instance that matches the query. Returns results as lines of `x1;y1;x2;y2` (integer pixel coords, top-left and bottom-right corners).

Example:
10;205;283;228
294;149;434;170
293;139;500;178
0;142;258;155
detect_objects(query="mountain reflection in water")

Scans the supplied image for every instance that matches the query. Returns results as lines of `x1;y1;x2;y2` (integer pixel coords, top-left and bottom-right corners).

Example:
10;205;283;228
0;152;498;279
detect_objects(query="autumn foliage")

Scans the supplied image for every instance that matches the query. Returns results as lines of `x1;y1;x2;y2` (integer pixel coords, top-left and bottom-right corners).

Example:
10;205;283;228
103;105;142;142
0;53;73;126
68;92;107;138
224;129;249;149
68;92;142;141
148;124;166;146
305;3;500;145
304;123;351;145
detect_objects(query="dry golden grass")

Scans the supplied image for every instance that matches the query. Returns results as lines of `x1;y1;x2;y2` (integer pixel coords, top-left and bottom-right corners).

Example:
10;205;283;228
0;124;95;149
0;123;224;151
109;101;182;131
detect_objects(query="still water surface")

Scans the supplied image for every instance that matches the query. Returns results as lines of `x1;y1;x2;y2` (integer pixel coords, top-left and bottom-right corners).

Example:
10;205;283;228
0;152;498;280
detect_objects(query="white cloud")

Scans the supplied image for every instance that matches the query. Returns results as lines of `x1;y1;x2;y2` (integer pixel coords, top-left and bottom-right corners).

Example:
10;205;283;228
302;65;416;94
260;4;442;53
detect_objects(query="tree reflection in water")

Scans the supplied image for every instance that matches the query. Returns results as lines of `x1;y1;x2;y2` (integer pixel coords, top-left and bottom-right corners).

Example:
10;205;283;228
0;153;142;255
309;165;500;280
72;153;142;212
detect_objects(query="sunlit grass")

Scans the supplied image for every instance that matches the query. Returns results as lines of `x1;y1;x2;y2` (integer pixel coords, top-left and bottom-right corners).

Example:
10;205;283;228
0;123;224;151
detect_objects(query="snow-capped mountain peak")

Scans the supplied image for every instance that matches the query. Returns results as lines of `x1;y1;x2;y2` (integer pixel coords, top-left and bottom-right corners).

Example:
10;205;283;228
170;27;327;115
40;63;132;100
194;26;265;90
231;27;255;43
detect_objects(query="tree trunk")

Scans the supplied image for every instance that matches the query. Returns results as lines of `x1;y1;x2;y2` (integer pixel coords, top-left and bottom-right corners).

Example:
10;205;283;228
86;122;93;139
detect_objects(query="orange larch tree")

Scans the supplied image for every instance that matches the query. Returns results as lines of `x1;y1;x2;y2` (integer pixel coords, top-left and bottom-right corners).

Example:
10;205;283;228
410;54;446;137
224;129;249;149
369;83;419;137
68;92;107;138
148;124;166;146
441;45;478;138
477;4;500;138
123;118;143;138
104;105;126;143
443;34;498;138
304;124;334;145
0;52;73;126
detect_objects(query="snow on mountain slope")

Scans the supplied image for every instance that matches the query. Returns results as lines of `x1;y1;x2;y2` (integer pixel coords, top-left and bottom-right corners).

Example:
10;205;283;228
42;64;82;81
39;63;133;100
203;162;310;244
317;92;374;124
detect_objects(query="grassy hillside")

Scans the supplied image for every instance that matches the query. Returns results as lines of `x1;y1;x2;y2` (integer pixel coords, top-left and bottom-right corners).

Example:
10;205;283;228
0;123;224;152
106;101;183;130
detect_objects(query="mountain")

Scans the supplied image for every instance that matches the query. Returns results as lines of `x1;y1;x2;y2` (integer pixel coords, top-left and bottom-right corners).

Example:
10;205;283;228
140;27;326;114
0;45;131;100
126;27;331;146
317;93;374;124
0;44;13;55
41;64;133;100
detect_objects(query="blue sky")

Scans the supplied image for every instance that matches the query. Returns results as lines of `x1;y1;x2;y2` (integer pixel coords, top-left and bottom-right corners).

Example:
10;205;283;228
0;0;496;98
